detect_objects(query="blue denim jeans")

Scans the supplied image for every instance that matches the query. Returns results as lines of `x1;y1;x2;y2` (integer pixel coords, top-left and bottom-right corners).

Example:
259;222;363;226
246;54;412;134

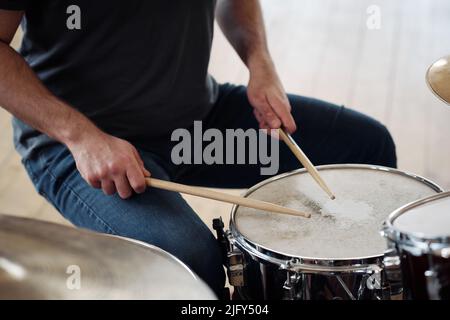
21;84;397;297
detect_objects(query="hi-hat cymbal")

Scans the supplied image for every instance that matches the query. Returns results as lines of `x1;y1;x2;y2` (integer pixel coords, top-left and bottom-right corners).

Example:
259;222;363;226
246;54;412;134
0;214;216;300
426;55;450;105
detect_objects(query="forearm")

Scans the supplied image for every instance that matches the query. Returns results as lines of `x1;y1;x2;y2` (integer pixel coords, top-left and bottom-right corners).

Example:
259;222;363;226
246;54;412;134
216;0;273;71
216;0;297;132
0;41;102;147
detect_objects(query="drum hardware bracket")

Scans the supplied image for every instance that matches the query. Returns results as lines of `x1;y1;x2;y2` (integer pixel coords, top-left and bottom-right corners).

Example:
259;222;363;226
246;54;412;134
425;270;441;300
382;253;403;297
227;251;245;287
366;272;392;300
430;246;450;259
212;217;246;288
213;217;230;261
439;247;450;259
282;273;302;300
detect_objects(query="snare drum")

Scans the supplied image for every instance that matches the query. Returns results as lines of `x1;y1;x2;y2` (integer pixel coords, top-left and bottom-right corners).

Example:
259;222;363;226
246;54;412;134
383;191;450;300
224;164;442;300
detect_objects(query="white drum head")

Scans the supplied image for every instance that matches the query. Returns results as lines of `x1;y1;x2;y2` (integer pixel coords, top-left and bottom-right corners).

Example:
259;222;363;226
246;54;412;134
233;165;441;260
393;192;450;239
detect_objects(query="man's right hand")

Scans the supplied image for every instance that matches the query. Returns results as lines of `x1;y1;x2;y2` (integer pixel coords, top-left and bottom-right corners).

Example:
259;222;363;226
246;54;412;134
68;132;150;199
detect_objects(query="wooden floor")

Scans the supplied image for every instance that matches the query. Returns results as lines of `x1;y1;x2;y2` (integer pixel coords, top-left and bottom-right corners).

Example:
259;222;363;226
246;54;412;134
1;0;449;229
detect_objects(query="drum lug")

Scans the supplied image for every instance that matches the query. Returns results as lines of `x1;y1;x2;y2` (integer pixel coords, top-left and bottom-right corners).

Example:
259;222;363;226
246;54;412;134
283;273;302;300
212;217;246;287
425;270;441;300
227;250;245;287
364;270;391;300
382;252;403;297
432;247;450;259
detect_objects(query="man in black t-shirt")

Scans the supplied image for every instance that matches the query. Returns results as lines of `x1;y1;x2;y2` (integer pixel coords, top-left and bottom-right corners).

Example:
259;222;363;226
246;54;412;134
0;1;396;297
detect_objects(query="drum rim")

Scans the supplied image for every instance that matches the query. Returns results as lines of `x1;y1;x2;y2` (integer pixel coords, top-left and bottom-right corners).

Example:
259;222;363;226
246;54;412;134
230;164;443;265
383;191;450;252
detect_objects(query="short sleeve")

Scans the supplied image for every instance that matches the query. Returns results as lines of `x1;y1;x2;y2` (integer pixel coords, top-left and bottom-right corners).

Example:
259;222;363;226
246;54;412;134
0;0;28;10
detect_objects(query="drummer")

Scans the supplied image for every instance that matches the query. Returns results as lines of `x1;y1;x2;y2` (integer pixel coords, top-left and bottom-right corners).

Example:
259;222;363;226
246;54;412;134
0;1;396;297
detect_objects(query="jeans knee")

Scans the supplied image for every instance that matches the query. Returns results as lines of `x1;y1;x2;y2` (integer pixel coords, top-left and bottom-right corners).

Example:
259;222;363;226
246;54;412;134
199;243;226;297
172;231;225;298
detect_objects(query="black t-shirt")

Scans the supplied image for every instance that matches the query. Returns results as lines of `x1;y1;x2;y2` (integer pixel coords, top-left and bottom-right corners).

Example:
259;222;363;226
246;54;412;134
1;0;218;159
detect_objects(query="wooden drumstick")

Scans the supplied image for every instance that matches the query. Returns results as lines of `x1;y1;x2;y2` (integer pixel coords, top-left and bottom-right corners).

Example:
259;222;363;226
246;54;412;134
145;178;310;218
279;128;336;200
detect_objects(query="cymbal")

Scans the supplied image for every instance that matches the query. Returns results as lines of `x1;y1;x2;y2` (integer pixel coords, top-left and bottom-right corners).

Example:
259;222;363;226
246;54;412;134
426;55;450;105
0;214;216;300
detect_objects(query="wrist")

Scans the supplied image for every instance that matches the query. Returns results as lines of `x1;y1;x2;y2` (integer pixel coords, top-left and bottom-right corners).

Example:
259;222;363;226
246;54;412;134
247;51;275;75
58;114;104;150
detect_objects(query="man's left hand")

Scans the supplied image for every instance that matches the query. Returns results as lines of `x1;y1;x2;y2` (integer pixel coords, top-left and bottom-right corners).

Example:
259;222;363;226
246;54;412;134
247;61;297;134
